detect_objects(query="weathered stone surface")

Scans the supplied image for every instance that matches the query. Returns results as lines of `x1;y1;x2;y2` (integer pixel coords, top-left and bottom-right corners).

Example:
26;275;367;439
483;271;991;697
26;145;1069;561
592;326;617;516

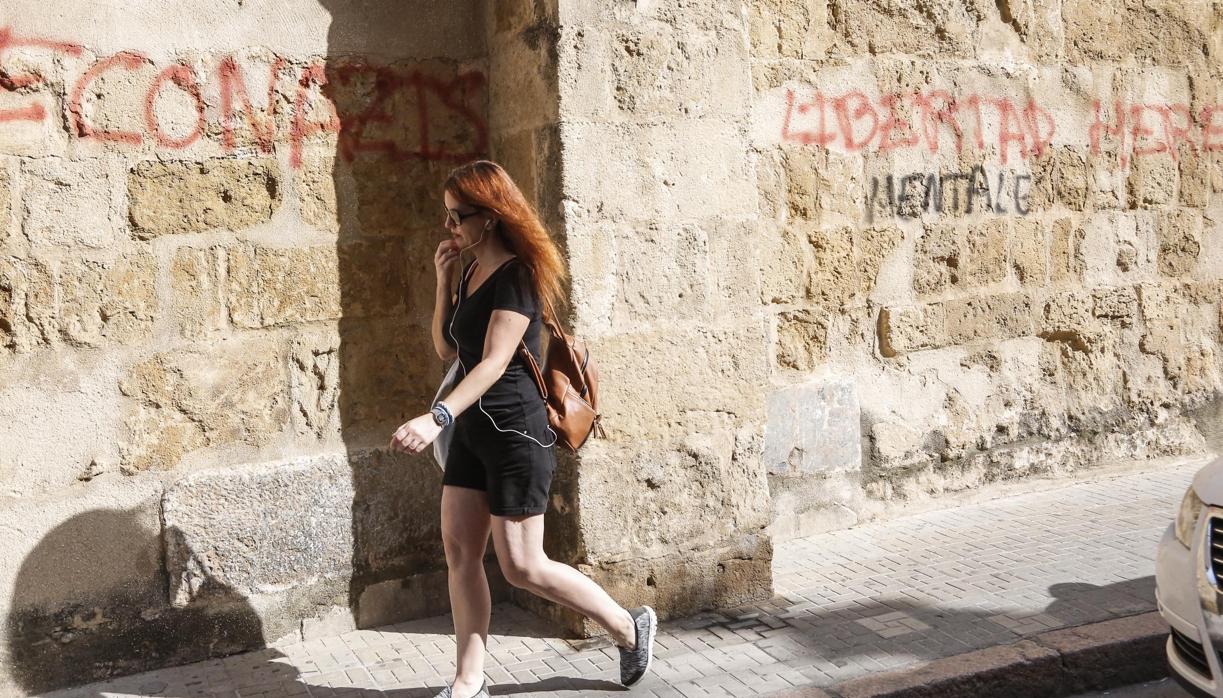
1011;219;1049;286
162;448;443;605
0;257;55;354
1126;155;1178;209
228;243;342;327
764;378;861;477
775;308;830;371
288;321;436;445
749;0;833;60
613;223;710;329
128;158;280;238
1050;218;1086;285
1081;213;1157;286
58;252;158;348
117;337;289;470
827;0;981;57
349;157;452;237
0;162;12;251
22;158;120;250
963;219;1008;288
1030;147;1089;212
944;292;1035;345
878;304;947;356
564;121;754;222
1063;0;1210;66
171;245;227;339
591;323;769;440
1157;208;1203;277
759;224;811;305
915;224;962;296
295;156;341;234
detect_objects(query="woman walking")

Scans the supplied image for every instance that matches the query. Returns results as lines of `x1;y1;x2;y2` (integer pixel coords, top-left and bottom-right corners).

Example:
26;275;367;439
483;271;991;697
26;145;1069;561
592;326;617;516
390;160;657;698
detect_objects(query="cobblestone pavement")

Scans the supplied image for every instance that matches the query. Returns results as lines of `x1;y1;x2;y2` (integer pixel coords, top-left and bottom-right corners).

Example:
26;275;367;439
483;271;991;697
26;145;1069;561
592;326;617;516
42;460;1202;698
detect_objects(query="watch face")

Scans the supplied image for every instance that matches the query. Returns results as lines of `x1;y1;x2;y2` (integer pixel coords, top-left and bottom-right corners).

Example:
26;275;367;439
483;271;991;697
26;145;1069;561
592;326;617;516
432;410;446;426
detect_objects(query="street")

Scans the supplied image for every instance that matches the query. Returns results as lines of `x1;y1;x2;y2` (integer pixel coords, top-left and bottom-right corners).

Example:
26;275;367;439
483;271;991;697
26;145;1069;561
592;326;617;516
1073;677;1192;697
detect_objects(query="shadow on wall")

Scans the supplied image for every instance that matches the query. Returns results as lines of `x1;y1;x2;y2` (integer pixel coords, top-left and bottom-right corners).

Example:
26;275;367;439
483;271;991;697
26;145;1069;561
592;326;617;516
4;510;289;694
311;0;496;627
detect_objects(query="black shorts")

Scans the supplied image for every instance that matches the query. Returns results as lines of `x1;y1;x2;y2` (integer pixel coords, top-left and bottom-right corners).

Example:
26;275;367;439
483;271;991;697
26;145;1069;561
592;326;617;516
441;400;557;516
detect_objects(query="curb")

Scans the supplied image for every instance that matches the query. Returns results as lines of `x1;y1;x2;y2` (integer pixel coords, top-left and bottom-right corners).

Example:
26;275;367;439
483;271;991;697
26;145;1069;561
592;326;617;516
769;612;1170;698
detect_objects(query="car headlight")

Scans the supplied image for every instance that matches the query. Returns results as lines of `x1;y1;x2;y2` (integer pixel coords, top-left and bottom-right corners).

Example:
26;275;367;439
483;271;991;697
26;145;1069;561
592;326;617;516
1176;486;1206;548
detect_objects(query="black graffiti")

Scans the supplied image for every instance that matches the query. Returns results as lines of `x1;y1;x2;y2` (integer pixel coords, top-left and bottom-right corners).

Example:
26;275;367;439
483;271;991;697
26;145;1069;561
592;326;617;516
866;166;1032;223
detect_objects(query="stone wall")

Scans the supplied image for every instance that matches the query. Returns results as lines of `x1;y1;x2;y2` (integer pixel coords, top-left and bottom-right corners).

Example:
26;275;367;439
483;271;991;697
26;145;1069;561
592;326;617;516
747;0;1223;536
0;2;493;693
2;0;1222;693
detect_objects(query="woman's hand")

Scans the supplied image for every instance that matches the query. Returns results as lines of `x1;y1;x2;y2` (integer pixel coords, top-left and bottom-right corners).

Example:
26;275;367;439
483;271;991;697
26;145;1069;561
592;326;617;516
435;239;460;281
390;414;444;454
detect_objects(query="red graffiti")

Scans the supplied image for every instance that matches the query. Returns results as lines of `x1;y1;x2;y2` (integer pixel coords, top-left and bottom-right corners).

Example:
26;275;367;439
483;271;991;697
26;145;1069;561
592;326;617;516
69;51;149;144
782;86;1219;168
218;55;286;154
0;26;488;167
146;64;206;149
0;27;83;123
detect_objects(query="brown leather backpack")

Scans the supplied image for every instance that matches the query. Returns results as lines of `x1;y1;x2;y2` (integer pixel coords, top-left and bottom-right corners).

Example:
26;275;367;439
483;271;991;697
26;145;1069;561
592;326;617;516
517;294;607;452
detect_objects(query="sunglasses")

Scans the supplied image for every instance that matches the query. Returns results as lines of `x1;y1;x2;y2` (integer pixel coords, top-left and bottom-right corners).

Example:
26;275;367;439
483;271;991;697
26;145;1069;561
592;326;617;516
445;207;482;227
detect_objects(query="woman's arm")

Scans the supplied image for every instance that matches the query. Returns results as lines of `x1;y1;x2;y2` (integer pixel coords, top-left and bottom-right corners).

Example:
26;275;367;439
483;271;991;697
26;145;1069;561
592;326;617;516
389;309;528;455
432;278;458;362
431;239;461;362
436;309;529;417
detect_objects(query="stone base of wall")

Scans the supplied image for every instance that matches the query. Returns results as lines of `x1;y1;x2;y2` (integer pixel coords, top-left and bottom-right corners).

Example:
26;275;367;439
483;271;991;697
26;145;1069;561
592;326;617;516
514;535;774;639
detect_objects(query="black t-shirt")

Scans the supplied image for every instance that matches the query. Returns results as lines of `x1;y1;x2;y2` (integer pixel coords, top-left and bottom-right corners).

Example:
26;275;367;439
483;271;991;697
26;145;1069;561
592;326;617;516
444;256;545;413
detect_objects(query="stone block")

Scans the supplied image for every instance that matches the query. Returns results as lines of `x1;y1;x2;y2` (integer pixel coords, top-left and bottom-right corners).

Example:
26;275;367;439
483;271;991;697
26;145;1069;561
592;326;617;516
1063;1;1209;66
749;0;833;60
1092;286;1137;327
877;304;946;356
58;251;158;348
1050;218;1085;284
489;29;559;135
1081;213;1157;286
590;323;768;441
228;243;342;328
0;257;55;354
117;337;289;471
1126;155;1178;209
1030;147;1089;212
563;121;754;222
827;0;977;57
944;292;1035;345
963;219;1009;288
21;158;120;250
127;158;280;238
612;222;710;329
171;245;227;339
1036;290;1099;352
764;378;861;477
0;47;70;159
759;224;811;305
774;308;830;371
0;161;12;252
915;224;962;296
1011;219;1049;287
295;155;340;234
288;321;436;445
1157;208;1202;278
162;448;443;605
349;157;451;237
561;20;749;121
1178;144;1210;208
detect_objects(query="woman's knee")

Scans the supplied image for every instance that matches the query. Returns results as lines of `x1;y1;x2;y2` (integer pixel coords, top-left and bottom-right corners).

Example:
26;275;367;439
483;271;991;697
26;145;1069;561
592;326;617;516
497;554;544;589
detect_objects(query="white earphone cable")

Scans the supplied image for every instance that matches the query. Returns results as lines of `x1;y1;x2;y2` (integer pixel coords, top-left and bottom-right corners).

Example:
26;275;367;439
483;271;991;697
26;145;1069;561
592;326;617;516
446;224;558;449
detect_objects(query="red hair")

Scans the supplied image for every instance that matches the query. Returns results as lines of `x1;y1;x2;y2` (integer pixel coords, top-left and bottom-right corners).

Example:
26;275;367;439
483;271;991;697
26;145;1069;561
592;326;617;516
444;160;567;323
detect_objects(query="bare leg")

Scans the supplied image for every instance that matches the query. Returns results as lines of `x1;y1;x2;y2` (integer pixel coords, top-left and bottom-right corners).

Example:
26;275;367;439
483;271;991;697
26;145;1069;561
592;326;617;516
491;513;637;648
441;486;494;697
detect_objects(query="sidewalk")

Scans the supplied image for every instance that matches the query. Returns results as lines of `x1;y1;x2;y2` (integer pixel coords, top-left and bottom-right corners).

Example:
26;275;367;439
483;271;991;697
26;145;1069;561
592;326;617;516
41;458;1203;698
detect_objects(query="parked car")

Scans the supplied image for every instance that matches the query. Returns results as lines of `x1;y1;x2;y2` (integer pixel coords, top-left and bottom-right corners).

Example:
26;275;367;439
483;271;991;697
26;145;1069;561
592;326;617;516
1157;455;1223;697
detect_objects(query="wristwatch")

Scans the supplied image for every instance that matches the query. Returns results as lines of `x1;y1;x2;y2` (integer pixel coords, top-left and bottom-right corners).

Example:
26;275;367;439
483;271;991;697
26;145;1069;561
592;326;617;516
431;401;454;427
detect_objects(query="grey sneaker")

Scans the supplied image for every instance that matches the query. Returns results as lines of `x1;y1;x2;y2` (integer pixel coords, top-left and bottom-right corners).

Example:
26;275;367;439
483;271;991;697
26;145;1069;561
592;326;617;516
433;678;488;698
618;605;657;687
